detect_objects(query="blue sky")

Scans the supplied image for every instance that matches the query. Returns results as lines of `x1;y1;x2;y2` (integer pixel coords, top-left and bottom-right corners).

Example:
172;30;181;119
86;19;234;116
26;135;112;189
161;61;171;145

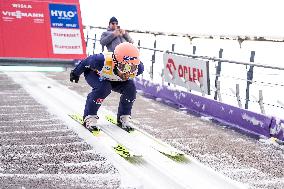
79;0;284;36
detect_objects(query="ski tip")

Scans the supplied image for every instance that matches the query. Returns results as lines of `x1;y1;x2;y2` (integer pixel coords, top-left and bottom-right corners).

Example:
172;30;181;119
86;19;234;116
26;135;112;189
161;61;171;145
113;144;142;159
162;151;185;157
153;145;186;158
91;130;100;136
160;152;188;162
114;144;131;158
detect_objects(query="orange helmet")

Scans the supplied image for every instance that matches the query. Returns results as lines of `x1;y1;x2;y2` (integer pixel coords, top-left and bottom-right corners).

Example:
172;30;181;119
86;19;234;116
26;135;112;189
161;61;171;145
114;42;140;65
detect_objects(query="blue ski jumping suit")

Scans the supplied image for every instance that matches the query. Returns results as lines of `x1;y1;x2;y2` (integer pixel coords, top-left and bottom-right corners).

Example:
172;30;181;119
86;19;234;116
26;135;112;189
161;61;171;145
72;53;144;120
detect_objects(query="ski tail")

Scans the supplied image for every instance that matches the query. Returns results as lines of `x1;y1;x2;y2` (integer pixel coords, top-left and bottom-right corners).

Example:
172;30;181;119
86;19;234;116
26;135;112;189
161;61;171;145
69;114;84;125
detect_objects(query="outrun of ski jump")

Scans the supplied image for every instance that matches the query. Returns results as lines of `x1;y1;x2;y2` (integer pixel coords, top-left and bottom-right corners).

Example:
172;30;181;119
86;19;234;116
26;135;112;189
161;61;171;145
0;0;283;188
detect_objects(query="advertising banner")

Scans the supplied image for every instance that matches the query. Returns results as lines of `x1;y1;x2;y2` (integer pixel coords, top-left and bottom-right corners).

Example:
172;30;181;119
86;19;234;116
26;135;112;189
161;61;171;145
0;0;86;60
163;53;210;95
0;0;48;58
49;3;83;54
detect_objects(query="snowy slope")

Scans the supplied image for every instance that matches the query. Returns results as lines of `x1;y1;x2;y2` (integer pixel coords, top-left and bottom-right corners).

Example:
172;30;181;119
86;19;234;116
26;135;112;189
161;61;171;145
6;72;246;189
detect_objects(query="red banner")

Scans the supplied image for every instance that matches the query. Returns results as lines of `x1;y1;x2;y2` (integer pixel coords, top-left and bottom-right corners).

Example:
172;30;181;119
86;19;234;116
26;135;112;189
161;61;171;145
0;0;86;60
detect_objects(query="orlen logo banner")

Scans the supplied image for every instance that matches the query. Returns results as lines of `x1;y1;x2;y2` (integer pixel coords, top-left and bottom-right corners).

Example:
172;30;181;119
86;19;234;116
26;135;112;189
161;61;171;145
49;4;83;54
163;53;210;95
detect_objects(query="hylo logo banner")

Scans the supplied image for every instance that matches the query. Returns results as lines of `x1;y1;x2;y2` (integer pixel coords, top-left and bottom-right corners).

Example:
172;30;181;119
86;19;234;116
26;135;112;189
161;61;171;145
49;3;82;54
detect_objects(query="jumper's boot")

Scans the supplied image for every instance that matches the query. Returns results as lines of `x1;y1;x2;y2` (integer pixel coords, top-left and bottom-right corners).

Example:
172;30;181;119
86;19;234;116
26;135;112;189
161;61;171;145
84;115;100;132
118;115;134;132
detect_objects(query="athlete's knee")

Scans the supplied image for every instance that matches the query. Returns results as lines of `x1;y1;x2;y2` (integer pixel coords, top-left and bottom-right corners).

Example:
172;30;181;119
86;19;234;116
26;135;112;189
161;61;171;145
121;92;136;104
94;86;112;97
124;82;136;97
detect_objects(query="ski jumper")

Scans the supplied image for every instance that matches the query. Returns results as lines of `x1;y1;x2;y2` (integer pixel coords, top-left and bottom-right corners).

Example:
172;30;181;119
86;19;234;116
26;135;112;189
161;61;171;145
72;53;144;120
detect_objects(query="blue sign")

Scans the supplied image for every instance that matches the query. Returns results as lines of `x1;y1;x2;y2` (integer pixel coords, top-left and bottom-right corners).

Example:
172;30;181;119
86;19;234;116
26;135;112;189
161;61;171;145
49;4;79;29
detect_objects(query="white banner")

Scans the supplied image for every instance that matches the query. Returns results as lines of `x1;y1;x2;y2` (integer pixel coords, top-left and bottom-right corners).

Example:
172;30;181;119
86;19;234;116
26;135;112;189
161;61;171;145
163;53;210;95
51;28;83;54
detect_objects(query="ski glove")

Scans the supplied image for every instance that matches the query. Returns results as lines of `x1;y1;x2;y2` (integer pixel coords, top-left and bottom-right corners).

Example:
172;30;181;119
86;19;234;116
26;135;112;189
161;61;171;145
70;70;80;83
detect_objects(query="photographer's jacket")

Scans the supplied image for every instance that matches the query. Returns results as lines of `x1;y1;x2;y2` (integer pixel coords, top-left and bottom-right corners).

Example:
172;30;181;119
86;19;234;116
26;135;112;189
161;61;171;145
100;27;134;52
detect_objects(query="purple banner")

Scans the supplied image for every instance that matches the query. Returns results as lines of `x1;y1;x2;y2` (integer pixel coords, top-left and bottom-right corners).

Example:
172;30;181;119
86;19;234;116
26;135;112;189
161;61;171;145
270;117;284;141
134;78;284;142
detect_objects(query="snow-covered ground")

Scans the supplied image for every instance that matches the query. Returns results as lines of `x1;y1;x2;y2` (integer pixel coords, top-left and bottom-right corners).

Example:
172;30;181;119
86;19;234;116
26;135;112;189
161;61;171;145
1;69;283;188
47;69;284;189
0;73;120;188
4;71;247;189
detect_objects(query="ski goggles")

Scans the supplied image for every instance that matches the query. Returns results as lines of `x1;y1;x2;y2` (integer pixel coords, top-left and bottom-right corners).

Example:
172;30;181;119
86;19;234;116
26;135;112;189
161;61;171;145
113;54;138;73
116;62;138;74
123;55;138;62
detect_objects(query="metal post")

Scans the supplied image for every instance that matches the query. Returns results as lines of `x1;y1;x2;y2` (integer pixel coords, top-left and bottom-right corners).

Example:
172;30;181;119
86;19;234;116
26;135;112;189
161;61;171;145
172;44;175;52
192;46;196;55
137;39;143;79
171;44;175;87
217;80;222;102
245;51;255;109
165;44;175;87
151;39;156;80
236;84;242;108
199;77;205;96
161;68;164;86
214;48;223;100
92;34;96;55
185;46;197;92
138;40;141;50
86;30;89;47
259;90;265;114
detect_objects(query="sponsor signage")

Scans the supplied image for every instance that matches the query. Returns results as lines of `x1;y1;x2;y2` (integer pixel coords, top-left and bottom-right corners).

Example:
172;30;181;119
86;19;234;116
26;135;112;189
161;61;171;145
49;4;83;54
163;53;210;95
49;4;79;28
0;0;86;60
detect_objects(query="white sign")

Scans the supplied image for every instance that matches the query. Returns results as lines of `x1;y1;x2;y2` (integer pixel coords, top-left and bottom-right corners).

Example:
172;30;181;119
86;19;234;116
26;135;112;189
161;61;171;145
51;28;83;54
163;53;210;95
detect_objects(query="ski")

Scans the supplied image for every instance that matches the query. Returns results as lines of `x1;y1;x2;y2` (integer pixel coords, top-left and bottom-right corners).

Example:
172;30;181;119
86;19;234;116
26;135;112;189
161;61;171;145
69;114;100;135
105;114;185;158
68;114;142;158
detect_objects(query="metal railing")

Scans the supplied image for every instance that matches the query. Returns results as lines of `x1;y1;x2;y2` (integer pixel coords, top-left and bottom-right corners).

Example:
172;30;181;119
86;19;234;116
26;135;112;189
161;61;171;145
83;26;284;118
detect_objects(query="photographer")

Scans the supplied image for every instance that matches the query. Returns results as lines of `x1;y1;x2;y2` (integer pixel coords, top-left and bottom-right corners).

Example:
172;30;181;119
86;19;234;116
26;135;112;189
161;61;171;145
100;17;134;52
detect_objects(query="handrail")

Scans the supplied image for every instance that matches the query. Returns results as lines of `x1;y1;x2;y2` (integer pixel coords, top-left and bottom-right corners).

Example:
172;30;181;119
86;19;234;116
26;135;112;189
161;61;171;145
87;26;284;44
138;47;284;71
84;26;284;70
